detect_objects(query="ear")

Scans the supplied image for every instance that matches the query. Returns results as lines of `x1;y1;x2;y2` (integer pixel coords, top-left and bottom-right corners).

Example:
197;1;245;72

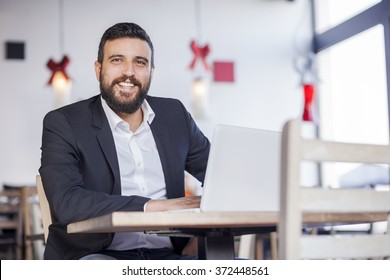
150;66;154;80
94;61;101;81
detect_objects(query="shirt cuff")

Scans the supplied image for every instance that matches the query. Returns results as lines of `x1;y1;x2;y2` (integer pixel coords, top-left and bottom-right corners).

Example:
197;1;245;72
143;200;149;212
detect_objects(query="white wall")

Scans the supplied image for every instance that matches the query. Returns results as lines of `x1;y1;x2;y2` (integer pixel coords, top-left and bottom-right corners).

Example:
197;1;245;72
0;0;312;185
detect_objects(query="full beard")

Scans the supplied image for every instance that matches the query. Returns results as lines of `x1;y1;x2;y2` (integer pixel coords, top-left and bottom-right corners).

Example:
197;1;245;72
100;74;151;114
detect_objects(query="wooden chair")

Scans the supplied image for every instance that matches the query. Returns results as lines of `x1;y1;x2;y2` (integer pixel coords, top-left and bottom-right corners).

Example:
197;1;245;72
238;233;278;259
35;175;53;243
278;119;390;259
0;189;23;259
21;187;45;259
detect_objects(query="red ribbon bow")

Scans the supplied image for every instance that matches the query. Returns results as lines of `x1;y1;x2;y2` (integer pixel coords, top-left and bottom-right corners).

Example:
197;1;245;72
189;40;210;71
46;55;71;85
302;83;315;122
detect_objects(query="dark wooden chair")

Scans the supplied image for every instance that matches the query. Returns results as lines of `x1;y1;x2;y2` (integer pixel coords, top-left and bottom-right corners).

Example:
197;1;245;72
0;188;23;259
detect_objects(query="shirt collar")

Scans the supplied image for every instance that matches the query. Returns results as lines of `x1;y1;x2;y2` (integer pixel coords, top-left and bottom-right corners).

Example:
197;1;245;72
101;96;155;132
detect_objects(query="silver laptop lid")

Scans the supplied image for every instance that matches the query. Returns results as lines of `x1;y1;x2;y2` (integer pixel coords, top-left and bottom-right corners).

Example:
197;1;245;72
200;124;281;212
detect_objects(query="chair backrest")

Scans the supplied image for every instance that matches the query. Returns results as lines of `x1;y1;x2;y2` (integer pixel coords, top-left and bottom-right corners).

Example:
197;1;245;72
278;119;390;259
35;175;53;243
20;186;45;259
0;188;23;259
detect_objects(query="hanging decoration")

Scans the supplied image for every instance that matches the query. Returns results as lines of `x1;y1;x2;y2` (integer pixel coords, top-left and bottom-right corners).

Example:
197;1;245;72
302;83;315;122
46;0;72;108
189;0;211;119
294;52;317;123
46;55;71;88
189;40;211;72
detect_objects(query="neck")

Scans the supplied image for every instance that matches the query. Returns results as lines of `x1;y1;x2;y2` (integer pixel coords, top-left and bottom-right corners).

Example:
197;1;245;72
118;108;143;132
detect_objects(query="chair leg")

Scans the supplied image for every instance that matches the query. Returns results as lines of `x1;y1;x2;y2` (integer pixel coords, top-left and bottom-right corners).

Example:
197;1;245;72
238;234;255;259
255;235;264;259
270;231;278;260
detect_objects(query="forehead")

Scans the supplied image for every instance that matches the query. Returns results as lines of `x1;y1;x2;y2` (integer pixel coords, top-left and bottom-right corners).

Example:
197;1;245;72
103;37;151;59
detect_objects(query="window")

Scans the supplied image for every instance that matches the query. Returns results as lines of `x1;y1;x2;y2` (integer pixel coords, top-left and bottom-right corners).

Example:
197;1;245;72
314;0;389;188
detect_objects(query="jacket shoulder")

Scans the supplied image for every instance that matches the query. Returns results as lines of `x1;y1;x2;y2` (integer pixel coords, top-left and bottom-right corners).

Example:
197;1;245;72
44;95;100;118
146;96;186;115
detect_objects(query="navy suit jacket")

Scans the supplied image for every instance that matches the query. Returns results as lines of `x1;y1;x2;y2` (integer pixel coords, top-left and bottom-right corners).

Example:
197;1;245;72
39;95;210;259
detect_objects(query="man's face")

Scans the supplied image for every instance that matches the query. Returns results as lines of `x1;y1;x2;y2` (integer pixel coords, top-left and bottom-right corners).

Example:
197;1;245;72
95;37;154;114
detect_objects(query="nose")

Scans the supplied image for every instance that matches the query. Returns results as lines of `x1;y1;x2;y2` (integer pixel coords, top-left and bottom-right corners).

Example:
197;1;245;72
122;61;135;77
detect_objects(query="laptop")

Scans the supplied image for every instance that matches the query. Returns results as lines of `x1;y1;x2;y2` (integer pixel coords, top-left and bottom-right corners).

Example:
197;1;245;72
196;124;281;212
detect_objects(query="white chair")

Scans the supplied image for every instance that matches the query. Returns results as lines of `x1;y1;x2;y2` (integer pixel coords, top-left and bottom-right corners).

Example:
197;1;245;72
278;119;390;259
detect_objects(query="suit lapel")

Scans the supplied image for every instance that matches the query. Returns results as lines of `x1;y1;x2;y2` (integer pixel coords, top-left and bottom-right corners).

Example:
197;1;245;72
91;97;121;194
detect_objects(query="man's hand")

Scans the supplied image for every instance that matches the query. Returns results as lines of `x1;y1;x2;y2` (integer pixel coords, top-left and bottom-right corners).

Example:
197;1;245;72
145;196;201;212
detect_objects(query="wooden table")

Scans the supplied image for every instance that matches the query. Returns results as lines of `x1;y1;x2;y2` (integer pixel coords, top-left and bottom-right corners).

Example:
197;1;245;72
67;211;387;259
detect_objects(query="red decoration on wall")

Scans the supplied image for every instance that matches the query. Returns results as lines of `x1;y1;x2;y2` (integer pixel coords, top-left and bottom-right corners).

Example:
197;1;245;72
189;40;211;71
213;61;234;82
46;55;71;85
302;83;315;122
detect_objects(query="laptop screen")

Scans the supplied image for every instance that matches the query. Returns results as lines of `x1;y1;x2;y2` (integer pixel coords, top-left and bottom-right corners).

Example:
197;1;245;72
200;124;281;212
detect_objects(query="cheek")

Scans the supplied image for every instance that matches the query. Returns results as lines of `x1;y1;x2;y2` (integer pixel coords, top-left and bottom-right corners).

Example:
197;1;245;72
137;69;152;83
101;68;120;83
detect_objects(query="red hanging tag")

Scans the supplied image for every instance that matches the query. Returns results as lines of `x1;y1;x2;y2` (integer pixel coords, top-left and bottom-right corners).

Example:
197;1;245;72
302;83;315;122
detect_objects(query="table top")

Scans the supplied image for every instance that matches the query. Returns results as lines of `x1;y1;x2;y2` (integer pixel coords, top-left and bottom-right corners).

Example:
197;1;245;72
67;211;388;234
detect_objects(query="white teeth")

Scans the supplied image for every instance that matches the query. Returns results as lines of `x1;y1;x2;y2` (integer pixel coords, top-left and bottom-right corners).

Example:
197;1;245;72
119;82;134;87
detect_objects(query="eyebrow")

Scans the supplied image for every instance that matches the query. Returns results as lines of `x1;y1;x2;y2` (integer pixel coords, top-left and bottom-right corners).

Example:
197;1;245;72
107;54;124;60
135;56;149;64
107;54;149;64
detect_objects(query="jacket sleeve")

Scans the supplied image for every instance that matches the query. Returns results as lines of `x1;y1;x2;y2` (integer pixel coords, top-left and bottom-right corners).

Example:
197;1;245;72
182;105;210;184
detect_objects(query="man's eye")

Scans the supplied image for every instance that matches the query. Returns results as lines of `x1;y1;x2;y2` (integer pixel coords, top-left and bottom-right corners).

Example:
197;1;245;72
111;58;121;63
136;60;147;65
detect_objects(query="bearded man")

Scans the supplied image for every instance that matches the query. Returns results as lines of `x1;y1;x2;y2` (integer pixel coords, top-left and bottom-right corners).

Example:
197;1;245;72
39;22;210;260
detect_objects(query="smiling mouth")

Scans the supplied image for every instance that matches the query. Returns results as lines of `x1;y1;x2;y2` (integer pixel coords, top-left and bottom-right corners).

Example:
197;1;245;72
118;81;135;88
116;81;138;95
112;76;141;94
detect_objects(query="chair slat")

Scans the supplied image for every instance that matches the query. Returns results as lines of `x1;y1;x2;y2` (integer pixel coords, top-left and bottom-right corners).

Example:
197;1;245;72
301;188;390;212
300;234;390;259
301;139;390;164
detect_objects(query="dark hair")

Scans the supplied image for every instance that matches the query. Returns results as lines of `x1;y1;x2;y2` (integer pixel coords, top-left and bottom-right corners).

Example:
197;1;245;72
97;22;154;67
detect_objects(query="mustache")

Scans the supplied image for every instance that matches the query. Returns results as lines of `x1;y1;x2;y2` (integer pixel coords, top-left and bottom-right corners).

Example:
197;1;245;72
111;75;142;88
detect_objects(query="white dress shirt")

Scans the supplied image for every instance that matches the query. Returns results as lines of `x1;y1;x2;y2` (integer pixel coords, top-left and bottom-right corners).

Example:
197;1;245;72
101;97;173;251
